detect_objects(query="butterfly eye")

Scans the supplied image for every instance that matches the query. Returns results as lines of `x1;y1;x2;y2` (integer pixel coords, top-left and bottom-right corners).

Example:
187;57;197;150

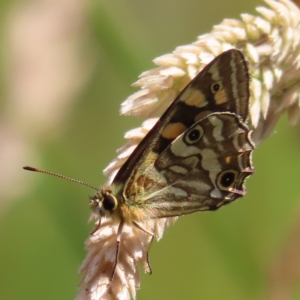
185;125;204;144
217;170;238;190
211;81;223;93
103;193;118;210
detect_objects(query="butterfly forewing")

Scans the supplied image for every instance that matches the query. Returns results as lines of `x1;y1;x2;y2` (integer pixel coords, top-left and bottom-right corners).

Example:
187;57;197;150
113;49;251;212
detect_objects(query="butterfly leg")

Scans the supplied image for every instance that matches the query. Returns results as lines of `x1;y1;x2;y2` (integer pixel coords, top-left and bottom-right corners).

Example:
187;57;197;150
89;195;105;235
105;218;124;293
90;217;102;235
132;221;154;274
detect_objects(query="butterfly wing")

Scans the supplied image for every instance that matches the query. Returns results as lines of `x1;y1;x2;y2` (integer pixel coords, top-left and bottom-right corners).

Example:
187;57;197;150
132;112;254;217
112;49;250;209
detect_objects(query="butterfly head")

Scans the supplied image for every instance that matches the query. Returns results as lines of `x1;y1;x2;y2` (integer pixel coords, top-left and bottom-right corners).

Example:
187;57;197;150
89;189;118;216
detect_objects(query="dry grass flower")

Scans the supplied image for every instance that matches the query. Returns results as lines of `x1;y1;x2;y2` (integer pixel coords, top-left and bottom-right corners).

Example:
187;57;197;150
76;1;300;299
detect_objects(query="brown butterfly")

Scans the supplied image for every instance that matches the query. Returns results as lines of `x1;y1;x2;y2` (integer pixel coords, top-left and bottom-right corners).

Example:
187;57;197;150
24;49;254;294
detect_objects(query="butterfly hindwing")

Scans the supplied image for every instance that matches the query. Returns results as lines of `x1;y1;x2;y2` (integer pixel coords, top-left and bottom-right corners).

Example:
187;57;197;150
130;112;254;216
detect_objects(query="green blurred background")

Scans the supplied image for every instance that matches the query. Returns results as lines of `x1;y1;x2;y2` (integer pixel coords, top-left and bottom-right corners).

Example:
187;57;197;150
1;0;300;299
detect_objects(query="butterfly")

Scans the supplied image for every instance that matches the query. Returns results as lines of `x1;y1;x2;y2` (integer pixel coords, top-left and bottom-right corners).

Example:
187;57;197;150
24;49;255;296
88;48;254;280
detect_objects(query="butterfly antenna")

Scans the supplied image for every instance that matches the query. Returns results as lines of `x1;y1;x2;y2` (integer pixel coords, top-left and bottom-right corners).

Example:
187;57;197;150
23;166;99;191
